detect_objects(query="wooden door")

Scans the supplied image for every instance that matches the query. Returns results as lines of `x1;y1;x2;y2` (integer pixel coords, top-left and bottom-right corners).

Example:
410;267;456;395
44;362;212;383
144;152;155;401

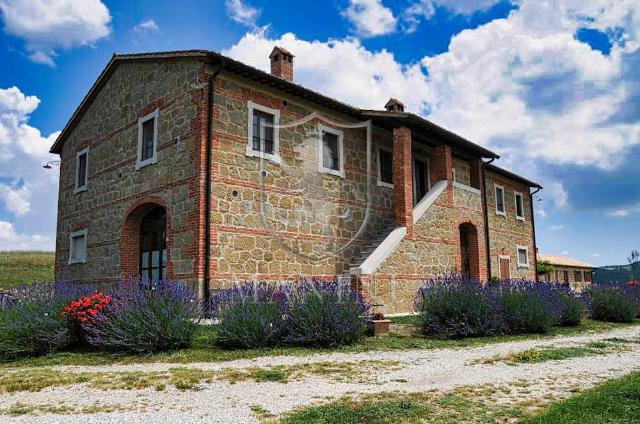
499;257;511;279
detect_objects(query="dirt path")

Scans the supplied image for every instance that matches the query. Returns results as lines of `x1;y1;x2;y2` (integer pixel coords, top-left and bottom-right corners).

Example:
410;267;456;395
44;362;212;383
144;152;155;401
3;325;640;423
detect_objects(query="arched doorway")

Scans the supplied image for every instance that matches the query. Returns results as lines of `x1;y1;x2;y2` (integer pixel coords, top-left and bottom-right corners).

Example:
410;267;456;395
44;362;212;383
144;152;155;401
139;206;167;280
459;222;480;280
120;199;170;280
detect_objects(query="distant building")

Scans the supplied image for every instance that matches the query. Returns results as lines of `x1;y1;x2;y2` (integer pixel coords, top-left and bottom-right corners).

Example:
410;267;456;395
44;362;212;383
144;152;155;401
537;253;594;290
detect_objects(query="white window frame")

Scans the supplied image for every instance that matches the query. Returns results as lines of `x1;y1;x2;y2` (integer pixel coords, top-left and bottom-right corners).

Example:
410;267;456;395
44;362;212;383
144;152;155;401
317;123;345;178
514;191;525;221
452;167;457;182
494;183;506;216
516;245;530;268
377;145;393;188
136;109;159;170
498;255;511;279
68;229;88;265
246;100;281;164
74;147;89;194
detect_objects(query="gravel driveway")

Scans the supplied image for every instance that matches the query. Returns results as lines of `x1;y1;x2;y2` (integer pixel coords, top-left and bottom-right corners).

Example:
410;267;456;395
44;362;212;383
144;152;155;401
3;325;640;423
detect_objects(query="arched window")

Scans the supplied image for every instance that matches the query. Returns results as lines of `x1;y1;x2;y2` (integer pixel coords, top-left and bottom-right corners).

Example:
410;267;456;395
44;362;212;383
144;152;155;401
140;206;167;280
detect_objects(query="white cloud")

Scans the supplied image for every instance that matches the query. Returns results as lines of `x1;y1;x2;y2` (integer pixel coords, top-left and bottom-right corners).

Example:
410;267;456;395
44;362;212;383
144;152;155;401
561;250;569;255
0;220;53;251
606;205;640;217
342;0;397;38
0;86;59;250
225;0;261;29
548;224;564;231
133;19;159;34
592;253;603;257
0;0;111;66
402;0;502;33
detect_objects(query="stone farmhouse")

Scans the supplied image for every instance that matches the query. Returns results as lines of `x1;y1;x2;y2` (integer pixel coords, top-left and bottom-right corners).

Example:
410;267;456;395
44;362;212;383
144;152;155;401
51;47;542;313
537;253;594;291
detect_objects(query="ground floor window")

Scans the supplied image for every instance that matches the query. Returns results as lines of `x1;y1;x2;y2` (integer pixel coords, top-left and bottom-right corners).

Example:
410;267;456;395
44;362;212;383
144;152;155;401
140;206;167;280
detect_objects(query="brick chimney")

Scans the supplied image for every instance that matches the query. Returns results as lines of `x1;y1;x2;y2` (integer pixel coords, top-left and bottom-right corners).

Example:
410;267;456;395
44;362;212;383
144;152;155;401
269;46;294;82
385;98;405;112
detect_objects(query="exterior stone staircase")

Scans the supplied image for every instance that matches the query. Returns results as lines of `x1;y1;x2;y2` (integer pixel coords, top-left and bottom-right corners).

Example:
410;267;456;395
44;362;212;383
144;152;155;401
340;223;396;280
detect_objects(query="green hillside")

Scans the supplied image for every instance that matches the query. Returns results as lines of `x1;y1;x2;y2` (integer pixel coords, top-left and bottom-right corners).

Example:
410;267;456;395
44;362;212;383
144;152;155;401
593;261;640;284
0;251;55;290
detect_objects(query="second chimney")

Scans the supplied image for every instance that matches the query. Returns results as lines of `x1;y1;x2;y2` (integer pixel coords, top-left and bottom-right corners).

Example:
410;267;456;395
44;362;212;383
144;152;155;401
270;46;294;82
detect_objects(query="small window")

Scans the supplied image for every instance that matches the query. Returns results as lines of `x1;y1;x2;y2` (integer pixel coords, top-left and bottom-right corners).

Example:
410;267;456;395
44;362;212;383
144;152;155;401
136;110;158;169
495;184;506;216
377;148;393;187
515;191;525;220
584;271;592;282
318;124;344;177
563;270;569;283
74;148;89;193
574;270;582;282
246;101;280;163
517;246;529;268
69;229;87;264
452;168;457;182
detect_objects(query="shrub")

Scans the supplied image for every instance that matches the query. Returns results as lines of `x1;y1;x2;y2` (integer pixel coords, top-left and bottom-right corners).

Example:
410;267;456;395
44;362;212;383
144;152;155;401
0;281;92;358
415;276;504;339
284;280;370;347
499;285;553;334
210;283;287;348
588;285;638;323
556;292;586;326
83;280;200;353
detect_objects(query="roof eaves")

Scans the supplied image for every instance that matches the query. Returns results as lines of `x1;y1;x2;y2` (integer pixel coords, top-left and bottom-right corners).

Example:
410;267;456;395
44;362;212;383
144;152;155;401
486;163;542;189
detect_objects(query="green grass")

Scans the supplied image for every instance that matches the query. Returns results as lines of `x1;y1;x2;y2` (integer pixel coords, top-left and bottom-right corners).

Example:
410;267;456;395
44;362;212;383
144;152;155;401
0;251;54;290
1;319;636;369
480;339;633;365
278;389;523;424
523;371;640;423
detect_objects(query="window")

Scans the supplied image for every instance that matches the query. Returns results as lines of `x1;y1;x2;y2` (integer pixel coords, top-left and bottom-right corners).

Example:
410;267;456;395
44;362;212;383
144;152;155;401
74;148;89;193
563;270;569;283
584;271;592;282
452;168;457;182
517;246;529;268
495;184;506;216
246;101;280;163
318;124;344;177
574;270;582;282
69;229;87;264
514;191;525;220
377;147;393;188
136;109;158;169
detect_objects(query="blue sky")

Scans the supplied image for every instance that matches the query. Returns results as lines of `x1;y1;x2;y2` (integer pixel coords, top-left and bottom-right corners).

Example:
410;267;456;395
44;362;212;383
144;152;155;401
0;0;638;266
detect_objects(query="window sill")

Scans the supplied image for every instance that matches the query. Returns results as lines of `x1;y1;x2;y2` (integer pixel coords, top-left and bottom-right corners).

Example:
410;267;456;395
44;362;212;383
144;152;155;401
245;146;282;165
135;157;157;170
319;166;345;178
73;186;87;195
68;258;86;265
377;179;394;189
495;210;507;217
516;216;526;222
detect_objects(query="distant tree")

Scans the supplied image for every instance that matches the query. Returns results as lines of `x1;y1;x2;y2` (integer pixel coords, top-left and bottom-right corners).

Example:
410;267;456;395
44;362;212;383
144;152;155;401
628;250;639;282
537;260;555;276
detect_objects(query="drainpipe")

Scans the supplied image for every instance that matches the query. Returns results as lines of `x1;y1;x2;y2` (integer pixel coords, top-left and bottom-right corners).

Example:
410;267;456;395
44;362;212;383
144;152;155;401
203;59;225;306
530;186;541;282
481;157;495;281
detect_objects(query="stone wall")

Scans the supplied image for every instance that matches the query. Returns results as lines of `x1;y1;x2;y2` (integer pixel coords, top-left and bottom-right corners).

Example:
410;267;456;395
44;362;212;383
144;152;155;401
541;266;594;291
485;170;537;280
209;73;394;285
55;59;206;287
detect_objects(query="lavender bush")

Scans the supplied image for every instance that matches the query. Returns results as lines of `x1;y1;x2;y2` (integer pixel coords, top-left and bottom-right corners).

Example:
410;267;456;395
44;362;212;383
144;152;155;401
210;280;370;348
83;280;200;353
284;280;370;347
209;283;287;348
587;284;640;323
415;276;505;339
415;276;586;339
0;281;92;358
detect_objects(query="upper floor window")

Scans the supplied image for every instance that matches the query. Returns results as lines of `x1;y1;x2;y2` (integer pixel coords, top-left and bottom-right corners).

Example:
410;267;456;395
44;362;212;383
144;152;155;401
495;184;506;216
246;101;281;164
377;147;393;188
69;229;87;264
136;109;158;170
318;124;344;178
74;148;89;193
514;191;525;220
517;245;529;268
